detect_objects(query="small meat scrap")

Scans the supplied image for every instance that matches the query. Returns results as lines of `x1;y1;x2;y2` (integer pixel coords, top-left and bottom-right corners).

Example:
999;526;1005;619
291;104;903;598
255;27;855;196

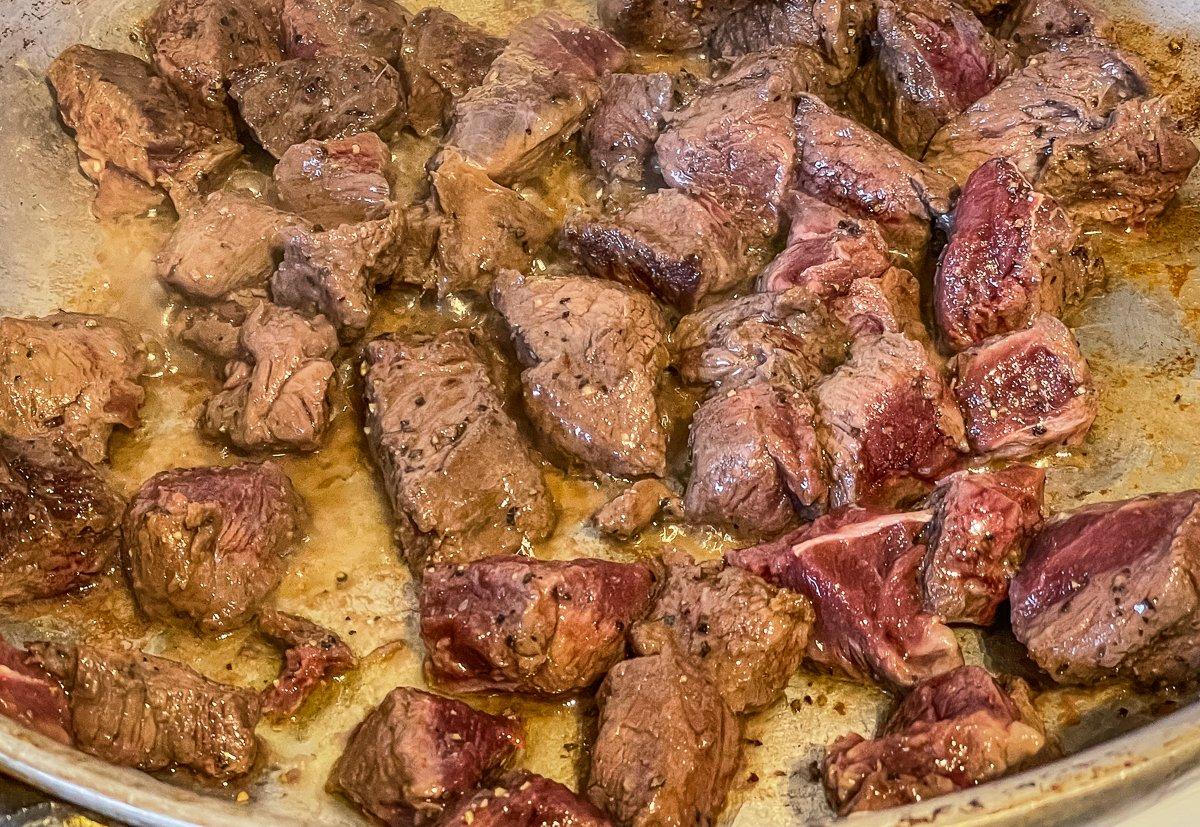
0;312;145;464
172;292;264;361
200;303;338;452
824;665;1045;814
952;313;1096;460
30;642;261;779
281;0;410;62
815;333;966;508
229;56;402;158
632;550;813;712
257;609;355;717
362;331;555;569
0;637;73;745
591;478;682;539
400;8;506;136
438;770;611;826
728;507;963;687
420;555;657;695
329;686;522;825
492;271;670;478
122;461;305;632
0;436;124;605
999;0;1112;57
586;647;742;826
274;132;394;228
922;465;1045;625
91;165;169;220
935;158;1095;352
584;72;673;184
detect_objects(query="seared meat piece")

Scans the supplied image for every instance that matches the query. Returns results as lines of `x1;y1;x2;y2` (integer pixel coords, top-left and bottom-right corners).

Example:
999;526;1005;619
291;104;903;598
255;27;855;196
686;382;829;535
429;151;553;296
0;313;145;464
587;647;742;826
922;465;1045;625
439;770;610;826
824;666;1045;814
91;166;169;220
123;461;305;632
935;158;1093;352
200;303;338;452
156;190;299;301
591;478;682;539
446;12;627;184
229;56;401;158
31;642;261;779
599;0;749;50
329;686;522;825
172;292;263;361
274;132;393;228
632;550;813;712
0;638;73;745
561;189;747;310
147;0;282;110
999;0;1112;56
362;332;554;569
492;271;670;477
815;333;966;507
280;0;409;62
952;313;1096;459
400;8;506;136
257;609;355;717
420;555;657;694
583;72;673;184
0;437;123;605
794;93;955;259
728;507;963;687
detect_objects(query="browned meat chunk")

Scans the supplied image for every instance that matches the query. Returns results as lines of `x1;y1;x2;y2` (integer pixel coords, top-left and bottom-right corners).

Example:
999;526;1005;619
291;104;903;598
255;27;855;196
329;686;522;825
591;478;682;539
935;158;1094;352
0;638;73;745
257;609;355;717
952;313;1096;459
587;647;742;826
400;8;506;136
281;0;409;62
229;56;401;158
274;132;393;228
0;313;145;464
1010;490;1200;685
999;0;1112;57
600;0;749;50
584;72;673;184
492;271;670;478
420;555;657;695
439;770;611;826
31;642;261;779
632;550;813;712
362;331;555;569
172;292;263;361
91;164;170;220
816;333;966;507
824;666;1045;814
122;461;305;632
446;12;627;184
729;507;964;687
922;465;1044;625
0;437;123;605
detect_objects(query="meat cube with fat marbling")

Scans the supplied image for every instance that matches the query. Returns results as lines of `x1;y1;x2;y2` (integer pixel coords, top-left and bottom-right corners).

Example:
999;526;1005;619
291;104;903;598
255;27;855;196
999;0;1113;57
274;132;393;228
280;0;409;62
438;770;611;826
0;638;73;745
583;72;673;185
257;609;356;717
591;478;682;539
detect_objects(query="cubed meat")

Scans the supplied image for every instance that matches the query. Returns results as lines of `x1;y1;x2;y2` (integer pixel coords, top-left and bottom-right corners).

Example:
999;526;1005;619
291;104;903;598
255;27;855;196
200;303;338;452
599;0;748;50
446;12;627;184
586;647;742;826
0;313;145;464
400;8;506;136
999;0;1112;57
952;313;1096;459
329;686;522;825
832;265;927;342
632;550;813;712
685;381;829;536
934;158;1094;352
172;292;263;361
0;638;73;745
583;72;673;184
492;271;670;478
122;461;305;632
815;333;966;508
280;0;409;62
229;56;401;158
824;666;1045;814
922;465;1045;625
560;189;748;310
274;132;393;228
30;642;261;779
91;164;170;220
0;436;124;605
728;507;964;687
591;478;682;539
420;555;656;695
438;770;611;826
362;331;555;569
1010;490;1200;685
257;609;356;717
